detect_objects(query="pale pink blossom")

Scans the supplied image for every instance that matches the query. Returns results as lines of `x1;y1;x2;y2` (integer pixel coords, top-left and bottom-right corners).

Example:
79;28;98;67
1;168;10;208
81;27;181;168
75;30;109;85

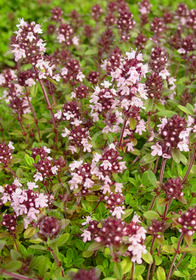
127;142;134;152
115;183;123;193
27;182;38;190
34;172;43;182
177;141;189;152
100;184;111;194
69;160;83;171
72;36;79;45
82;216;92;226
35;193;48;208
76;71;85;82
84;178;94;189
151;143;162;156
135;119;146;135
112;206;125;219
82;229;91;242
82;138;92;152
100;160;112;170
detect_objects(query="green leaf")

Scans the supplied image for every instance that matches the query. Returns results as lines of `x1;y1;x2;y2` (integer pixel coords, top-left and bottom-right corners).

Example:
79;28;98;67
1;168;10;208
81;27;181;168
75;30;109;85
157;266;166;280
178;104;193;115
87;242;104;251
86;195;99;202
29;245;46;251
24;227;36;239
156;110;175;118
130;118;137;130
154;255;162;266
37;256;50;276
82;250;94;258
181;247;196;254
144;211;160;220
113;262;123;280
173;271;188;278
162;245;175;254
120;258;132;275
171;149;181;164
134;265;145;277
142;251;153;264
140;153;156;165
145;98;154;112
30;83;38;97
25;153;35;166
122;209;133;220
0;239;6;251
103;278;118;280
10;249;21;261
52;233;70;247
4;260;22;272
142;170;157;187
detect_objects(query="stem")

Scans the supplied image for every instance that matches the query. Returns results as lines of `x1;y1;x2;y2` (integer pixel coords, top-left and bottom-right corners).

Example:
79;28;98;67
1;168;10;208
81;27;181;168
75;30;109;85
146;236;156;280
130;262;135;280
47;246;65;277
166;233;184;280
171;252;186;277
118;117;128;147
1;270;37;280
6;166;17;178
18;117;28;143
159;158;167;183
149;246;161;280
149;193;158;210
182;143;196;184
36;74;58;143
162;199;172;220
24;87;41;141
153;157;159;174
12;233;19;252
147;113;151;135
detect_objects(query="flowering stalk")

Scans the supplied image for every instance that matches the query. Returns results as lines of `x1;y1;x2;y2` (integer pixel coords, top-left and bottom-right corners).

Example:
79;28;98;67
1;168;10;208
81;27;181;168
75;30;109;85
146;236;156;280
5;166;17;178
166;233;184;280
130;262;135;280
35;70;58;144
118;117;128;147
182;142;196;184
17;117;28;144
0;270;37;280
47;246;65;277
24;86;41;141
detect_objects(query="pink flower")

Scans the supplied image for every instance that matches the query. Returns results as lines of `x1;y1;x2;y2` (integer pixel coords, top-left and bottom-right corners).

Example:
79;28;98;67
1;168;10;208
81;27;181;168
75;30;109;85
135;119;146;135
115;183;123;193
81;229;91;242
151;143;162;156
112;206;125;219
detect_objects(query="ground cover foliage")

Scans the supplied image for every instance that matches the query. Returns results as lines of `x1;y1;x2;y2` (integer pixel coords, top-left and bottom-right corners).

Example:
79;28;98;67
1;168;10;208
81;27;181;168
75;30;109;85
0;0;196;279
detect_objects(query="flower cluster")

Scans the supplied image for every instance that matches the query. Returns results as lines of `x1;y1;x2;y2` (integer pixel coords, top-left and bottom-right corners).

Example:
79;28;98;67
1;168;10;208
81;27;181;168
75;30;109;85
0;142;14;167
177;206;196;236
82;215;146;264
105;192;125;218
151;114;189;158
37;215;61;240
11;19;59;82
0;181;48;228
68;160;94;191
2;213;17;232
32;146;59;182
162;178;184;200
92;144;126;192
71;268;100;280
148;219;166;238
